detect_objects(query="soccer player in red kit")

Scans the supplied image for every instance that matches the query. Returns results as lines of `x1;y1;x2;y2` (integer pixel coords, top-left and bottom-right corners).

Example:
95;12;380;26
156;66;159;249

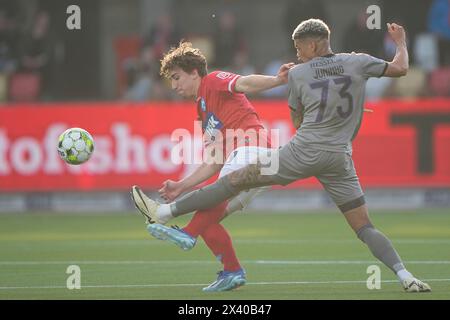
131;41;293;291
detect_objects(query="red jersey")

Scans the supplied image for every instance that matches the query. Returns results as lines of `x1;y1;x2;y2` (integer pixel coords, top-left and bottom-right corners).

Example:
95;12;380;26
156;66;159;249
195;71;271;159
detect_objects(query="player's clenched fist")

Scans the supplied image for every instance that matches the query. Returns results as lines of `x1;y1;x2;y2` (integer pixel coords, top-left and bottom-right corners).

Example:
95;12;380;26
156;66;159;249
387;23;406;46
159;180;184;202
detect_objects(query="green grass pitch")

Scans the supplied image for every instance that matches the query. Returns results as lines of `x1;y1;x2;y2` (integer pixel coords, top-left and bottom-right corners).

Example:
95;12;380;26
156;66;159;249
0;209;449;299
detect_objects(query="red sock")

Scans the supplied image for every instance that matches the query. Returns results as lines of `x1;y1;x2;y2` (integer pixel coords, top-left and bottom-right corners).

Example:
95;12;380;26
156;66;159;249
182;202;241;272
201;223;242;272
183;202;228;237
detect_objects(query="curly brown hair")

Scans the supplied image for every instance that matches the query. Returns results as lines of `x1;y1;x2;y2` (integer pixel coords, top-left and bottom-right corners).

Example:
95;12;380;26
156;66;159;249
160;41;208;78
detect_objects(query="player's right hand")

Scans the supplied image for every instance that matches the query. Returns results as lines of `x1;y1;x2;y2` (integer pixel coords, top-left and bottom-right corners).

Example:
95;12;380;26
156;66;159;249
159;180;184;202
387;23;406;46
276;62;295;84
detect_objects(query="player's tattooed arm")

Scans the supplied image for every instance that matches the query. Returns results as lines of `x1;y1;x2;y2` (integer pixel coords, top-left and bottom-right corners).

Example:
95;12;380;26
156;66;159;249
226;162;276;192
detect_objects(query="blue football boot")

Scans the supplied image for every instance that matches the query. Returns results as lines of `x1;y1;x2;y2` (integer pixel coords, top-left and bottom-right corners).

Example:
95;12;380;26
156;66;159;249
146;224;196;251
202;269;247;292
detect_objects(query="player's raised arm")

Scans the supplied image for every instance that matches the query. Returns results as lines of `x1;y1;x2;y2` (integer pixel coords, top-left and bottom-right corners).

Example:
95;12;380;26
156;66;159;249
383;23;409;77
234;63;295;94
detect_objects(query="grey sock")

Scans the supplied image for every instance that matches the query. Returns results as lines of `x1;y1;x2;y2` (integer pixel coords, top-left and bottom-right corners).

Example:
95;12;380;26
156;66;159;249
357;224;405;273
170;176;239;216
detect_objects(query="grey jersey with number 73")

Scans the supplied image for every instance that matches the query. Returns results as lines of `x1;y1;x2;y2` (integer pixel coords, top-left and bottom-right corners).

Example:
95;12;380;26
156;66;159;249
288;52;388;153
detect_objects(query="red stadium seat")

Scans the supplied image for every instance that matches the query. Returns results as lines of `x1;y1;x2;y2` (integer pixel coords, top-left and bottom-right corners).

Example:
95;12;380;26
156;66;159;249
8;73;41;101
429;67;450;96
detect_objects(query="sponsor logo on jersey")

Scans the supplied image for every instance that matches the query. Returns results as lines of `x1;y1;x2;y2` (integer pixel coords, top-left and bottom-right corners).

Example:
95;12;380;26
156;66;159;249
203;112;223;138
216;72;233;80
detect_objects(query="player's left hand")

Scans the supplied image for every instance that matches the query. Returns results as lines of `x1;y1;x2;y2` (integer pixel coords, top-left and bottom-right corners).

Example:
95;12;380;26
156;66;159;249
276;62;295;84
387;23;406;46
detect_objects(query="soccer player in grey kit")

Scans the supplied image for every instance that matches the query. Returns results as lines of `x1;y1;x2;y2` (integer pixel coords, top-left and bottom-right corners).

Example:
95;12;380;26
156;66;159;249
132;19;431;292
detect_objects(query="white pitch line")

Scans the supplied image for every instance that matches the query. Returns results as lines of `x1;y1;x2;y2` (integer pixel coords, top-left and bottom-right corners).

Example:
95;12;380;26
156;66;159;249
0;260;221;265
249;278;450;286
1;260;450;265
0;278;449;290
235;239;450;245
252;260;450;265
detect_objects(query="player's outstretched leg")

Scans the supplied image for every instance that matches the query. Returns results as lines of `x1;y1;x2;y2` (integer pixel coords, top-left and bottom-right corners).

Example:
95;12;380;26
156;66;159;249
345;204;431;293
131;165;275;224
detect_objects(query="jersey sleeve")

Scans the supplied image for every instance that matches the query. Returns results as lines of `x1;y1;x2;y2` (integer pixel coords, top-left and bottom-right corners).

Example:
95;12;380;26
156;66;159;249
355;53;388;79
288;70;301;111
207;71;241;93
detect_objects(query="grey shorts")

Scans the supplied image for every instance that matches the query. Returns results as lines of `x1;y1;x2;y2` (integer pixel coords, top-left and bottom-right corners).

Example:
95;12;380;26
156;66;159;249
270;141;365;213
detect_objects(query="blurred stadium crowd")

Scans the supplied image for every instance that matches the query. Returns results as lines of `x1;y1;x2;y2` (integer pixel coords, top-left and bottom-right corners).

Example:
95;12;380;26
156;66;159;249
0;0;449;103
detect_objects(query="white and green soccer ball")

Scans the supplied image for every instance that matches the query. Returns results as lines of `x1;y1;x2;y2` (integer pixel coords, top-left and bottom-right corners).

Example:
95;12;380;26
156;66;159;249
57;128;94;165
